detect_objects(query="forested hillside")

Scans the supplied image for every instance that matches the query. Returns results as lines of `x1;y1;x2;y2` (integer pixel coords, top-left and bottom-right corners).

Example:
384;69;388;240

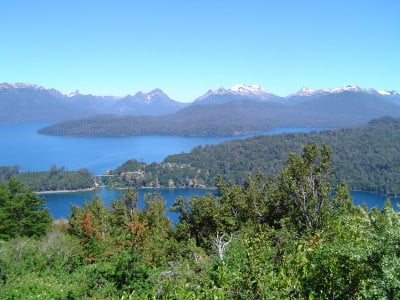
105;117;400;195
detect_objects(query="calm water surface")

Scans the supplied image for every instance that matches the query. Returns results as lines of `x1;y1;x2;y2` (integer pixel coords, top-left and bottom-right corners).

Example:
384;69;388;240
42;188;400;221
43;187;216;221
351;191;400;209
0;123;324;174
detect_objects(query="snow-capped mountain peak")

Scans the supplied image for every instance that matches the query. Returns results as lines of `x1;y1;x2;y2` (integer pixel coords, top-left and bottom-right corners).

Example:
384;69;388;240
122;89;175;105
66;90;81;98
330;84;362;93
0;82;46;90
0;82;65;98
146;88;167;100
377;90;399;96
230;84;269;94
195;84;277;103
288;84;399;99
290;87;316;97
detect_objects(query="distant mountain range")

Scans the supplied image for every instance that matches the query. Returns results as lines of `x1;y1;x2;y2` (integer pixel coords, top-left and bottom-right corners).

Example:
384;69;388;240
193;83;399;105
0;83;186;123
193;84;281;104
2;82;400;136
39;88;400;137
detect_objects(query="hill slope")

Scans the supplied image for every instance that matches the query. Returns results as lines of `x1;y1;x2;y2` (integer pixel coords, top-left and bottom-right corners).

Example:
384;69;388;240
104;117;400;195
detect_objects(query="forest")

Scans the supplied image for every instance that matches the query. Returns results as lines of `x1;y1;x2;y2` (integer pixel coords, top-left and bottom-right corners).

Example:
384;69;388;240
105;116;400;195
0;166;95;192
1;144;399;299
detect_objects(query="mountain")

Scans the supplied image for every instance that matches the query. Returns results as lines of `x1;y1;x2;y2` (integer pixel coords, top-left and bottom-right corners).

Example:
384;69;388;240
286;84;400;103
2;82;399;127
192;83;399;106
66;89;186;116
0;83;186;123
39;90;400;136
193;84;281;105
65;94;120;115
0;83;91;123
112;89;187;115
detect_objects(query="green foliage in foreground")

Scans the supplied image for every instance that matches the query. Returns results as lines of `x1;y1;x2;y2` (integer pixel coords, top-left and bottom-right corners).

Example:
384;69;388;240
107;116;400;195
0;177;51;240
1;144;400;299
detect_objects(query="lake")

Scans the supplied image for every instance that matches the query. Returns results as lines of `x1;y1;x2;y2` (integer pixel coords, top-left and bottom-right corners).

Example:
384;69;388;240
0;123;324;173
42;187;400;221
43;187;214;221
5;122;395;221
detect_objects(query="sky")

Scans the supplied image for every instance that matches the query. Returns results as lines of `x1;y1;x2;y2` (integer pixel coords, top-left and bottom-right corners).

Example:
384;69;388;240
0;0;399;102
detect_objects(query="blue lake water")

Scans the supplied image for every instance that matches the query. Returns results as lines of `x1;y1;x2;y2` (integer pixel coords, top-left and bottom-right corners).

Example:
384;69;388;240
41;187;400;221
43;187;215;221
2;123;397;221
0;123;324;174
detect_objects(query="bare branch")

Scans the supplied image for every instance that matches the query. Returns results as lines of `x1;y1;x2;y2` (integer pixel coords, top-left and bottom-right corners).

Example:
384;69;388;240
214;232;233;261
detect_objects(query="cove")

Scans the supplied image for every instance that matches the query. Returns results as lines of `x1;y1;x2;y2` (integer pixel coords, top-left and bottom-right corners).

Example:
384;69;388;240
41;187;400;222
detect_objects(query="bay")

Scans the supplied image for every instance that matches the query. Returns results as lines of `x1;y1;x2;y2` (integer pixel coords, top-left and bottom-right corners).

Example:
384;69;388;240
43;187;215;221
0;123;324;174
41;187;400;221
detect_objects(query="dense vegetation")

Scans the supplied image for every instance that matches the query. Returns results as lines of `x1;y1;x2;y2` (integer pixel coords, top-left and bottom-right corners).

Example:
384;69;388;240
0;166;19;182
104;117;400;195
1;144;400;298
39;92;400;136
0;166;95;192
0;178;51;240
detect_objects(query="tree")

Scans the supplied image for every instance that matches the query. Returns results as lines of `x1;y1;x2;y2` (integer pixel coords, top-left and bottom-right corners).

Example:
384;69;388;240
123;187;138;221
68;195;109;261
0;178;51;240
274;144;335;232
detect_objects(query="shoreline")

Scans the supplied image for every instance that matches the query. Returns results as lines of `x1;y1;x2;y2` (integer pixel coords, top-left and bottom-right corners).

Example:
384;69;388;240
114;186;216;190
36;186;217;194
36;186;400;199
36;187;96;194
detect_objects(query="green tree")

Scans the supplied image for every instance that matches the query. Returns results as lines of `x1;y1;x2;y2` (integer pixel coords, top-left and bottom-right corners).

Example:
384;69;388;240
274;144;334;232
0;177;51;240
123;187;138;221
68;195;109;261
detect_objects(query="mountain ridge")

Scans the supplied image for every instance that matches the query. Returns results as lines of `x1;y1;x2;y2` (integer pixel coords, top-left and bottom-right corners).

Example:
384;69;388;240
38;91;400;137
0;83;187;123
2;81;398;101
1;82;399;124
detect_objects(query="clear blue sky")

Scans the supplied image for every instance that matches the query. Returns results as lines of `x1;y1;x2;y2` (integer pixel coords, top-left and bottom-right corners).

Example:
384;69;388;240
0;0;399;102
